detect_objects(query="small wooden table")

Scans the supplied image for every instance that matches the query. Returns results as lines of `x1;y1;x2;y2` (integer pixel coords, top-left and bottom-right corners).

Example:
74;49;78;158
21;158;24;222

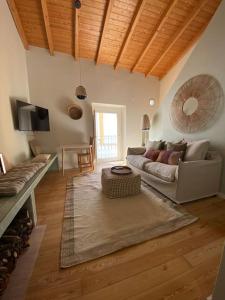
61;144;91;175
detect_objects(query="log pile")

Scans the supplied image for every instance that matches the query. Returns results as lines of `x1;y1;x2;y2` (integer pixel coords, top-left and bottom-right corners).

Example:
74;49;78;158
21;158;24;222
0;208;33;295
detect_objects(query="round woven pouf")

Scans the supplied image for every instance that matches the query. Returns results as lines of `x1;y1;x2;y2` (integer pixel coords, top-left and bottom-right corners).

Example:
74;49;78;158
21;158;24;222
170;74;224;133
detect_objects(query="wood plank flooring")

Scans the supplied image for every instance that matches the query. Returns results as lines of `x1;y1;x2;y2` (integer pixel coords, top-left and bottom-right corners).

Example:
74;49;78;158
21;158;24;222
25;169;225;300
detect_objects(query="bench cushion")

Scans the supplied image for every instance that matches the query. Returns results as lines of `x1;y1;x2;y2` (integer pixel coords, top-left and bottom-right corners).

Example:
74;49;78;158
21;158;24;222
0;162;45;196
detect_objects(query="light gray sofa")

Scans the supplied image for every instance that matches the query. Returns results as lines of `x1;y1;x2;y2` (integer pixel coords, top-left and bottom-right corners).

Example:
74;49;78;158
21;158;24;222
127;148;222;204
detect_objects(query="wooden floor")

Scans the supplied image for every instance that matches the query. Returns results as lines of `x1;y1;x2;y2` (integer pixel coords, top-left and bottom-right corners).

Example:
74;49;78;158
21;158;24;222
25;169;225;300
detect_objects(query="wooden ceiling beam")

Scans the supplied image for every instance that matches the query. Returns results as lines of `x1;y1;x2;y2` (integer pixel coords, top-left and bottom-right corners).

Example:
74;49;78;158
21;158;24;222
95;0;114;64
146;0;209;77
114;0;147;70
41;0;54;56
7;0;29;50
131;0;178;73
74;8;79;60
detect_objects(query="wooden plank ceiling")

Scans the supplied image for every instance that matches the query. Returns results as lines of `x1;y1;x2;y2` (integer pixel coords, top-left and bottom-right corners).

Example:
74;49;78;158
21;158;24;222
7;0;221;78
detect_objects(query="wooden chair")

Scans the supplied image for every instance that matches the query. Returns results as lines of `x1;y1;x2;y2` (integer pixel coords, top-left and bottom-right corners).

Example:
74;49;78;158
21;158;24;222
77;137;94;173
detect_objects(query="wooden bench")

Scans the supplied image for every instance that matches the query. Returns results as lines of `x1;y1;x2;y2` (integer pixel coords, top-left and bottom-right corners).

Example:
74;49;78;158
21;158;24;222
0;154;58;238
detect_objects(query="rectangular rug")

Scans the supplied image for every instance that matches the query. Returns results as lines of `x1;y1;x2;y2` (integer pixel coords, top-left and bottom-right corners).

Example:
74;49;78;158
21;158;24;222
61;172;197;268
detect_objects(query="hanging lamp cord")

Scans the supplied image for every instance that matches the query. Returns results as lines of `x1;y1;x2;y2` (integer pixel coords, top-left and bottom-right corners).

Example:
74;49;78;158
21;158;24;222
78;13;82;85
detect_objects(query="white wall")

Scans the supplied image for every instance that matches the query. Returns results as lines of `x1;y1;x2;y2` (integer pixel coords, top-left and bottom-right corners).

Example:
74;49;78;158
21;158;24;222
26;47;159;168
159;45;195;103
0;0;30;165
151;0;225;193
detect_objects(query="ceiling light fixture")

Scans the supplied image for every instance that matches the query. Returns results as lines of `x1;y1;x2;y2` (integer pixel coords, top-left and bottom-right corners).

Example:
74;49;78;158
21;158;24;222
73;0;81;9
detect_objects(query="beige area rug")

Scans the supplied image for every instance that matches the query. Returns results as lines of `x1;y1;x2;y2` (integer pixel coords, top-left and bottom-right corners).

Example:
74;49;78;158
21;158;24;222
61;172;197;268
2;225;46;300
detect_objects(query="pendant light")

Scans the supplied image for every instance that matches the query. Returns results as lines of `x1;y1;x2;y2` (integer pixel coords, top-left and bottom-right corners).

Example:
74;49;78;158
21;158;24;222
74;0;87;100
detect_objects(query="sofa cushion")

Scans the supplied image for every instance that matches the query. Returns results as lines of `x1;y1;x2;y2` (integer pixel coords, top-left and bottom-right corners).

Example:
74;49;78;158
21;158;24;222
144;149;160;161
32;154;51;163
144;162;177;182
168;151;183;165
167;142;187;153
156;150;173;164
145;140;164;151
127;155;151;170
127;147;146;155
184;140;209;161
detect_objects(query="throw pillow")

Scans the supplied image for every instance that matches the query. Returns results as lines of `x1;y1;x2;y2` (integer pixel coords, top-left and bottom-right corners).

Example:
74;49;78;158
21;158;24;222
184;140;210;161
146;140;164;151
168;151;183;165
156;150;173;164
32;154;51;163
29;140;42;156
167;142;187;152
144;149;160;161
127;147;146;155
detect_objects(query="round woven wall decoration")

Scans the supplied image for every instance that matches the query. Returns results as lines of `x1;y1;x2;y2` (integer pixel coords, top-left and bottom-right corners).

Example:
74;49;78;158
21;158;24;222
170;74;224;133
68;104;83;120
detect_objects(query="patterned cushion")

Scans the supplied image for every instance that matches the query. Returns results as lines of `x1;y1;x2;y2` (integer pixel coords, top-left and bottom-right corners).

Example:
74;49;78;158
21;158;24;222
0;162;45;196
145;140;164;151
144;149;160;161
167;142;187;152
168;151;183;165
127;147;146;155
32;154;51;163
126;155;151;170
144;162;178;182
156;150;173;164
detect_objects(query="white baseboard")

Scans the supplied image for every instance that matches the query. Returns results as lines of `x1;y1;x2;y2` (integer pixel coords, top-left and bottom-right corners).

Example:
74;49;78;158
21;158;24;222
217;192;225;199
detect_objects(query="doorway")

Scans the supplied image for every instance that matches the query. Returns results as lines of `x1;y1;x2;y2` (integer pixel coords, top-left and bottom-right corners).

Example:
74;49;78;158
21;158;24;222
93;104;125;162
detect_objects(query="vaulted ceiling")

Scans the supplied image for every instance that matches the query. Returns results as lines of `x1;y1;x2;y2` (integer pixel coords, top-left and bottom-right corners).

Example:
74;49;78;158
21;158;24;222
7;0;221;78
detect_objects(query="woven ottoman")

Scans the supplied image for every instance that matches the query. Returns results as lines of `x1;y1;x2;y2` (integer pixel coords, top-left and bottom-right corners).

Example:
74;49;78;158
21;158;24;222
101;168;141;198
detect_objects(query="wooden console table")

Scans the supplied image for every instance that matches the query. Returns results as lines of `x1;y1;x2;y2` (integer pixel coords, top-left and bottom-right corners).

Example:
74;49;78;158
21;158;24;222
0;154;58;238
61;144;90;175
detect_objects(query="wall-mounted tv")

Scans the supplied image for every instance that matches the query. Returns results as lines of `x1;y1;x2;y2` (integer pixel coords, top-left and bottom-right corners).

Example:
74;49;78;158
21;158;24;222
16;100;50;131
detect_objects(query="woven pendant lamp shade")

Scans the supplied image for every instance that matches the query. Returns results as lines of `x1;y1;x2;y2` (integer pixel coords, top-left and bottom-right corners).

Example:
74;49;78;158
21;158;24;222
76;85;87;100
142;114;150;130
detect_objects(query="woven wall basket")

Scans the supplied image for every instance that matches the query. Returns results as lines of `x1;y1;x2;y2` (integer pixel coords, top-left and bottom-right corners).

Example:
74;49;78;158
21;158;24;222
68;104;83;120
170;74;224;133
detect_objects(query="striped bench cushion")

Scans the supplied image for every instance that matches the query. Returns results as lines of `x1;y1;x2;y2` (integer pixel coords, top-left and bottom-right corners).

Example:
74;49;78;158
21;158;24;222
0;162;45;197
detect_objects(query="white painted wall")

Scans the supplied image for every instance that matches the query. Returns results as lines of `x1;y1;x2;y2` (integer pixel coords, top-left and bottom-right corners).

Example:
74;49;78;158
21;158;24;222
151;0;225;192
159;45;195;103
0;0;30;165
26;47;159;168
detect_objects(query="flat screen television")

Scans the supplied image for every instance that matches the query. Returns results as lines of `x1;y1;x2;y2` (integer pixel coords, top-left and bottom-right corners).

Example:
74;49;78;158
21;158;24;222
16;100;50;131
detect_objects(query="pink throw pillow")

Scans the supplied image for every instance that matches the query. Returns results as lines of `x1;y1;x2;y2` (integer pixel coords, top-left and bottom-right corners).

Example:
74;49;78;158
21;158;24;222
144;149;160;161
156;150;173;164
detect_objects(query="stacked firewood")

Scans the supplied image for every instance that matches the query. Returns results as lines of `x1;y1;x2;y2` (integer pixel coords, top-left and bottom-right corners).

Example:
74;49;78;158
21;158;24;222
0;208;33;295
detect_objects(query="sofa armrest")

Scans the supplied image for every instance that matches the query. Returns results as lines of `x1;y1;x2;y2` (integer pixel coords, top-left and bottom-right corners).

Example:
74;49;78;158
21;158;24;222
176;154;222;203
127;147;146;156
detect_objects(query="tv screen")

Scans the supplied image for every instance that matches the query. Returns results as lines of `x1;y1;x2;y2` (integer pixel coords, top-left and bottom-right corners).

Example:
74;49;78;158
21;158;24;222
16;100;50;131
